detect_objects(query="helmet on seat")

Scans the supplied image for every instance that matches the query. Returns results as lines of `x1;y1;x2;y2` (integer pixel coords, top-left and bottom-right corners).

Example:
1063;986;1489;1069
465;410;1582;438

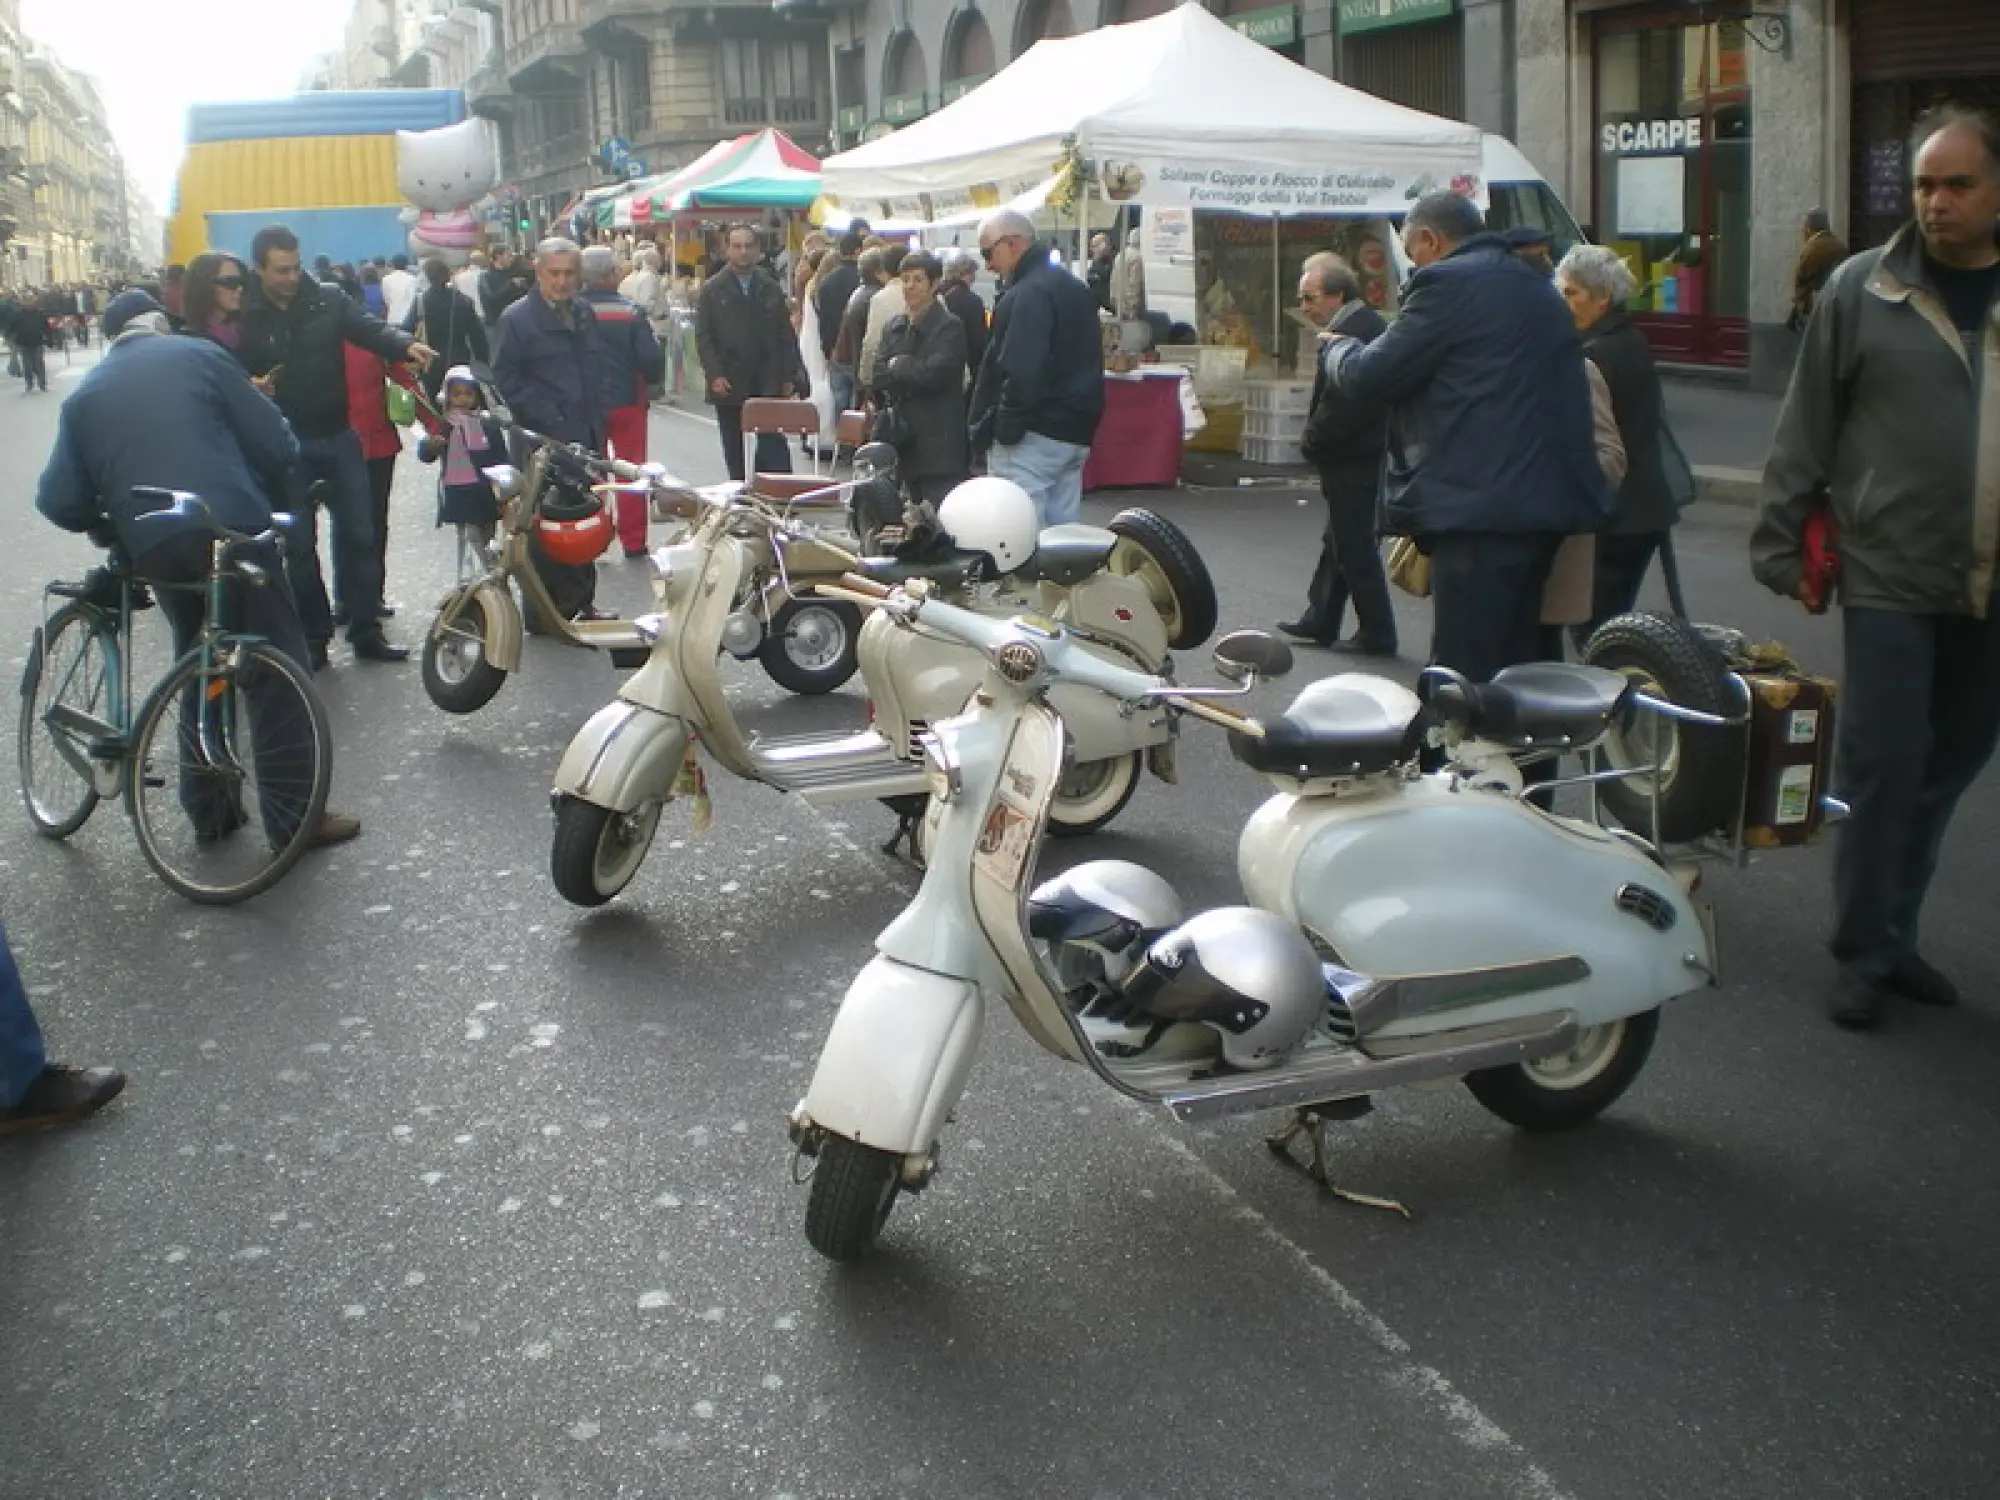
937;476;1038;575
1119;907;1325;1070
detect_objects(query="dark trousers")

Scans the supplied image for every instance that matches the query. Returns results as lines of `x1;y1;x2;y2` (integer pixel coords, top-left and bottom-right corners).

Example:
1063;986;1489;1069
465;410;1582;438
1427;532;1562;682
1299;467;1396;647
0;917;48;1108
522;531;598;630
145;531;316;846
1832;605;2000;977
715;402;793;484
288;430;382;644
19;344;45;391
366;453;397;603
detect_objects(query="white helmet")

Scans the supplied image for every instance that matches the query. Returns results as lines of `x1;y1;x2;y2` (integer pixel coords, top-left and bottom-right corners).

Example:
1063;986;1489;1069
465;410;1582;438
937;476;1038;575
1120;907;1325;1070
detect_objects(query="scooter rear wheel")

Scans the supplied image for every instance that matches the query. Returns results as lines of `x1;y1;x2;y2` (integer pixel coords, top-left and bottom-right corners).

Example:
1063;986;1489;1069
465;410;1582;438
805;1136;902;1262
550;794;661;907
1047;750;1143;838
422;596;508;714
1463;1008;1660;1132
759;597;861;696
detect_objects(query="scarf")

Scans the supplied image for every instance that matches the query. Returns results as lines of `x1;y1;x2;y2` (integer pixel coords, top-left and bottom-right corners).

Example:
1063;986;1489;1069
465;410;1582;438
204;314;241;349
443;412;491;487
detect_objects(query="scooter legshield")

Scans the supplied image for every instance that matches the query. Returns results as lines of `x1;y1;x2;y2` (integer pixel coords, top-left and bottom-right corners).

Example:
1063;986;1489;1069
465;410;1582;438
801;954;984;1157
552;703;690;815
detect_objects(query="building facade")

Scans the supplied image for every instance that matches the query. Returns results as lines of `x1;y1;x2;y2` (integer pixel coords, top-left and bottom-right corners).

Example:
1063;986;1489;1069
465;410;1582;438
19;51;122;285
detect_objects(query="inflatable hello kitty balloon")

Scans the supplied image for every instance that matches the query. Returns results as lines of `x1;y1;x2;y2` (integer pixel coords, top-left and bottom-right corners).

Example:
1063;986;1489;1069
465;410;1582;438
397;118;500;266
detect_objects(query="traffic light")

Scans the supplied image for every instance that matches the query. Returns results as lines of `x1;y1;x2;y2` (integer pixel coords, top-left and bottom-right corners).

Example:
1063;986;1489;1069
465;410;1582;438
518;213;532;233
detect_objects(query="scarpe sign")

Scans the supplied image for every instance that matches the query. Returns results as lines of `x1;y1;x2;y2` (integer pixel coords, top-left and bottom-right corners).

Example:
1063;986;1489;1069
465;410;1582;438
1600;118;1704;155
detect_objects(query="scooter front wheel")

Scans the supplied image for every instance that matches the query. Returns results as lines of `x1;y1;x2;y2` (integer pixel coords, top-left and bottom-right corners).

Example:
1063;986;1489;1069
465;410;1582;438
1463;1008;1660;1132
805;1136;902;1262
1046;751;1143;839
550;794;662;907
422;596;508;713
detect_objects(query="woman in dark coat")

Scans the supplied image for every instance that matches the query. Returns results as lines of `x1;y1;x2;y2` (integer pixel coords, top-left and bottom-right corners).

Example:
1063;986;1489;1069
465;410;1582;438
872;251;970;506
413;258;489;400
1556;244;1678;639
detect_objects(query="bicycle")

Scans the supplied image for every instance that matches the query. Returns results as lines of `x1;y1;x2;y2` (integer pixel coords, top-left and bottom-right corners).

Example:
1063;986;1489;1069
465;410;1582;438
18;489;335;905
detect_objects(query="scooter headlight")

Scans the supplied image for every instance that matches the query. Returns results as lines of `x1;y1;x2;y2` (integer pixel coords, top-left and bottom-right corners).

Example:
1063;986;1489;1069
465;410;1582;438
918;732;962;804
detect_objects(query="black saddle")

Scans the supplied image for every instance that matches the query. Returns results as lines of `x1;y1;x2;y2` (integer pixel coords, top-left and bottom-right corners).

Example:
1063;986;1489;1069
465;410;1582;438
1422;663;1632;747
1026;524;1117;586
1229;675;1427;780
857;547;988;594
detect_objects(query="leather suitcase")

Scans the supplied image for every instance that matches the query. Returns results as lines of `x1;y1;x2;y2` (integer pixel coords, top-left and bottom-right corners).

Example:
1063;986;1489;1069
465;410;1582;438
1741;670;1838;848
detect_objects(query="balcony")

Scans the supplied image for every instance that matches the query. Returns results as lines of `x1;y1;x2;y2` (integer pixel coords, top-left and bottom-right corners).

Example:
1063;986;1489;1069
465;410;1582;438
514;128;592;184
465;50;513;114
505;24;588;88
721;93;828;130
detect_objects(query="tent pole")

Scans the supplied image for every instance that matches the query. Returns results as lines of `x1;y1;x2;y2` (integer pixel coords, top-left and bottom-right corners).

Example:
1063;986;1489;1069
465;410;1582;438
1271;213;1280;374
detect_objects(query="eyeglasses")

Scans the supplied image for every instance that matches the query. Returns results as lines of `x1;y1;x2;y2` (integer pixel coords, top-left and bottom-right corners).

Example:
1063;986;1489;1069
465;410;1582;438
1298;291;1324;303
214;276;245;289
979;235;1019;265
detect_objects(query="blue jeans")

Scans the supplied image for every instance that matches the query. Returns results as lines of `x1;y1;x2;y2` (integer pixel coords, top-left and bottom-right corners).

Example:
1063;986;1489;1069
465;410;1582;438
988;430;1089;530
290;430;382;643
0;919;49;1109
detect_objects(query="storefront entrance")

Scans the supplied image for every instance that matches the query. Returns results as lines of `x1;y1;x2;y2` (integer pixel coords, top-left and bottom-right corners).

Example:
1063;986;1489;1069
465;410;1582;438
1592;11;1752;369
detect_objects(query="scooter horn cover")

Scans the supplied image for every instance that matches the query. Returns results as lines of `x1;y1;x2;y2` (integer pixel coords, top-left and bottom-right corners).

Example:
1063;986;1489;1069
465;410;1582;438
1121;907;1324;1070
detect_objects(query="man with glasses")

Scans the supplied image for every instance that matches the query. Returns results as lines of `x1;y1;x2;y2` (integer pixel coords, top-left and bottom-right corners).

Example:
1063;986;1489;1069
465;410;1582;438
1281;253;1396;657
967;209;1105;529
237;224;435;666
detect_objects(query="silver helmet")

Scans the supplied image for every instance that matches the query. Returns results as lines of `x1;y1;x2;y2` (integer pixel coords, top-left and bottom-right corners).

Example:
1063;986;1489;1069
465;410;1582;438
1029;861;1185;994
1120;907;1325;1070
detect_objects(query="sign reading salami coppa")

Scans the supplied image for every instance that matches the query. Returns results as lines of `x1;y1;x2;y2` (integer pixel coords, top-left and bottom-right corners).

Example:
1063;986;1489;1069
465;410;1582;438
1600;118;1704;155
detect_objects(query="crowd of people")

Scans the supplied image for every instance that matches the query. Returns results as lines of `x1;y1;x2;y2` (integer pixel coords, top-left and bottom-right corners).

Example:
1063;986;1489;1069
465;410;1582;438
6;104;1997;1132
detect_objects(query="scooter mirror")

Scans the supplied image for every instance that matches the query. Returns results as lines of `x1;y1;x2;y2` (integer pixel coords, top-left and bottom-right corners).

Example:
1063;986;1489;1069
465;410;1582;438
1213;630;1293;683
852;441;899;480
481;464;525;501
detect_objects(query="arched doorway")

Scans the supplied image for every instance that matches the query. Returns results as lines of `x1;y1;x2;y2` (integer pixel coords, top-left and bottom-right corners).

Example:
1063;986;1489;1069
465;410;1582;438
943;8;998;103
881;28;931;126
1014;0;1077;55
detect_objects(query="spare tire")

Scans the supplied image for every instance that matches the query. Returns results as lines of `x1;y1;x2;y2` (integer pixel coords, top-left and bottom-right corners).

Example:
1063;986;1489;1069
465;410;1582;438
1106;508;1219;650
1580;611;1746;843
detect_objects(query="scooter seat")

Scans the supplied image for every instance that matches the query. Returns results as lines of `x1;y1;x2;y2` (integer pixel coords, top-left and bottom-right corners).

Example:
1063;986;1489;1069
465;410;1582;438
1028;524;1118;586
753;473;844;505
857;549;987;593
1436;663;1633;746
1229;675;1426;780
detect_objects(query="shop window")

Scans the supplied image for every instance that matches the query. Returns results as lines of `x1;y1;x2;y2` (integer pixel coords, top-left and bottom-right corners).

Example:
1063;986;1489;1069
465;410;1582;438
884;30;928;99
1594;16;1752;364
1014;0;1076;54
945;9;997;85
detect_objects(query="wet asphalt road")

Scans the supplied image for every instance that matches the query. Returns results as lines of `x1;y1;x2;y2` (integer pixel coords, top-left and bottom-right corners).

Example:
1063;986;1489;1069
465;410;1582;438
2;353;1996;1500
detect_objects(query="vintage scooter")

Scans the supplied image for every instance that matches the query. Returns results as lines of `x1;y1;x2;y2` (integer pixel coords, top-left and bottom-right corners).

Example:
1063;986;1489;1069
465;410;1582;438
419;419;655;713
785;577;1791;1262
547;473;1209;907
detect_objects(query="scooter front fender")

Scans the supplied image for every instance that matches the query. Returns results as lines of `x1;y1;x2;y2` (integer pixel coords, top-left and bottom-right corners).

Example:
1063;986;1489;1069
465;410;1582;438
801;955;983;1157
433;579;523;674
552;702;690;815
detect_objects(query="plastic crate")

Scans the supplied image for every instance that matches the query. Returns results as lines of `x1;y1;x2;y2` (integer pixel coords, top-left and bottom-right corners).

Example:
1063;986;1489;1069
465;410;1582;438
1240;412;1307;448
1243;380;1314;416
1240;432;1308;466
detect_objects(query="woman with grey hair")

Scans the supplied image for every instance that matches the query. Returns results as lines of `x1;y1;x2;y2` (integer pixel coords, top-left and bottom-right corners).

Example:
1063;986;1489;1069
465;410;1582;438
938;247;988;382
1556;243;1677;636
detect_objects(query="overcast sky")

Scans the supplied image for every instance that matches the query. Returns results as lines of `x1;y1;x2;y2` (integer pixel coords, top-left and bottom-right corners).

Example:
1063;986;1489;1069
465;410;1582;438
23;0;351;208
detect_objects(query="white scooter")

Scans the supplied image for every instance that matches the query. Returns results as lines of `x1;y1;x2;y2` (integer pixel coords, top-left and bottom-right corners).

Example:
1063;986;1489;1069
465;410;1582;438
547;475;1213;907
787;576;1789;1262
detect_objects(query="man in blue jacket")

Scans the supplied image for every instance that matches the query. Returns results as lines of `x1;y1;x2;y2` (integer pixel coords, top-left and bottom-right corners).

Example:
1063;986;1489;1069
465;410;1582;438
492;238;611;624
36;290;361;849
1327;193;1609;681
579;244;666;557
969;209;1106;529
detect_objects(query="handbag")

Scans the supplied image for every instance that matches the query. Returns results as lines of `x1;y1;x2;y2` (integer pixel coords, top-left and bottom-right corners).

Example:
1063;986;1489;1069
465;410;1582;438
1658;413;1697;513
385;380;417;427
1384;536;1431;598
870;402;914;450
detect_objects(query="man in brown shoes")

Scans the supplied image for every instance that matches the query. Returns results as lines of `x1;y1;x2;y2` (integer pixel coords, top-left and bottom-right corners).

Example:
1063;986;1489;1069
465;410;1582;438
0;919;123;1137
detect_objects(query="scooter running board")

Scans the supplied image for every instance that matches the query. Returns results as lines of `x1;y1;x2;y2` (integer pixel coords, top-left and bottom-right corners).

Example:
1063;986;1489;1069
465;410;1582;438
1154;1016;1579;1125
754;730;927;802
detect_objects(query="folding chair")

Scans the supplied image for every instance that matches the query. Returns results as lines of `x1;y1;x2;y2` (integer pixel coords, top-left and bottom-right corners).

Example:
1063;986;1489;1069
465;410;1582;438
740;397;839;505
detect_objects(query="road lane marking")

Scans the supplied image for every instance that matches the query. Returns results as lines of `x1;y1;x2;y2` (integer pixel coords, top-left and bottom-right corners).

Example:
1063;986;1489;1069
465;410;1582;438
1152;1124;1580;1500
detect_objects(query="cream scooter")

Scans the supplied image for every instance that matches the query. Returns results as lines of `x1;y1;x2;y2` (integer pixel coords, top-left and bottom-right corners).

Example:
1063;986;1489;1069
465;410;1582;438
786;579;1785;1263
547;476;1211;907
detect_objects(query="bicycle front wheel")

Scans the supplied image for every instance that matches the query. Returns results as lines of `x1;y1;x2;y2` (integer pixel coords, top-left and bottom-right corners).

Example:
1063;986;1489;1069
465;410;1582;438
127;640;333;905
18;603;118;838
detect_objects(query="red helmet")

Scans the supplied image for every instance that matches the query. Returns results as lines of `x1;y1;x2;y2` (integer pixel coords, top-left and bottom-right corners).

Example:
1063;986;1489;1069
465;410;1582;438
536;505;614;566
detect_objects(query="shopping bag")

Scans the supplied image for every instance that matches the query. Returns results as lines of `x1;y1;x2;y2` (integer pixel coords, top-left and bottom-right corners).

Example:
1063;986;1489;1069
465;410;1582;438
1385;536;1431;598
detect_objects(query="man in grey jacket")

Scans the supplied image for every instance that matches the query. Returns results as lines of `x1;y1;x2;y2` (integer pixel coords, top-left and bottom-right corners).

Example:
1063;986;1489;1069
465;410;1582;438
1751;106;2000;1029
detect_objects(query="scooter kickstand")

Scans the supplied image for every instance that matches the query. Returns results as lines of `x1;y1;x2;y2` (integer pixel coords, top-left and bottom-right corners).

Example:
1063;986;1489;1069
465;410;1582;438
879;798;927;865
1264;1101;1413;1221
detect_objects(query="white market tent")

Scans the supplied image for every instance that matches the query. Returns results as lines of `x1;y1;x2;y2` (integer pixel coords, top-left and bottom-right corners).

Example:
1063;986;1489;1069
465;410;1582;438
818;3;1485;226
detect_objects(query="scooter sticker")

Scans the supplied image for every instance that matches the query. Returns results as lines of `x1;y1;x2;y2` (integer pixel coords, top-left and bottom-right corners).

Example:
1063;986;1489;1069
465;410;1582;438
1775;763;1814;824
974;796;1037;889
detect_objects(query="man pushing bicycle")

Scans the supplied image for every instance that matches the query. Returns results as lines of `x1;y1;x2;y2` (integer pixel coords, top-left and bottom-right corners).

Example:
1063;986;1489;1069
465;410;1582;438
33;290;361;852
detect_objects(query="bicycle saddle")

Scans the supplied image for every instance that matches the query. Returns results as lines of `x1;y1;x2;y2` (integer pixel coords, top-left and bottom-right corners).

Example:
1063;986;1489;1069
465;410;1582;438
1229;673;1426;781
1024;524;1117;587
1421;663;1632;747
